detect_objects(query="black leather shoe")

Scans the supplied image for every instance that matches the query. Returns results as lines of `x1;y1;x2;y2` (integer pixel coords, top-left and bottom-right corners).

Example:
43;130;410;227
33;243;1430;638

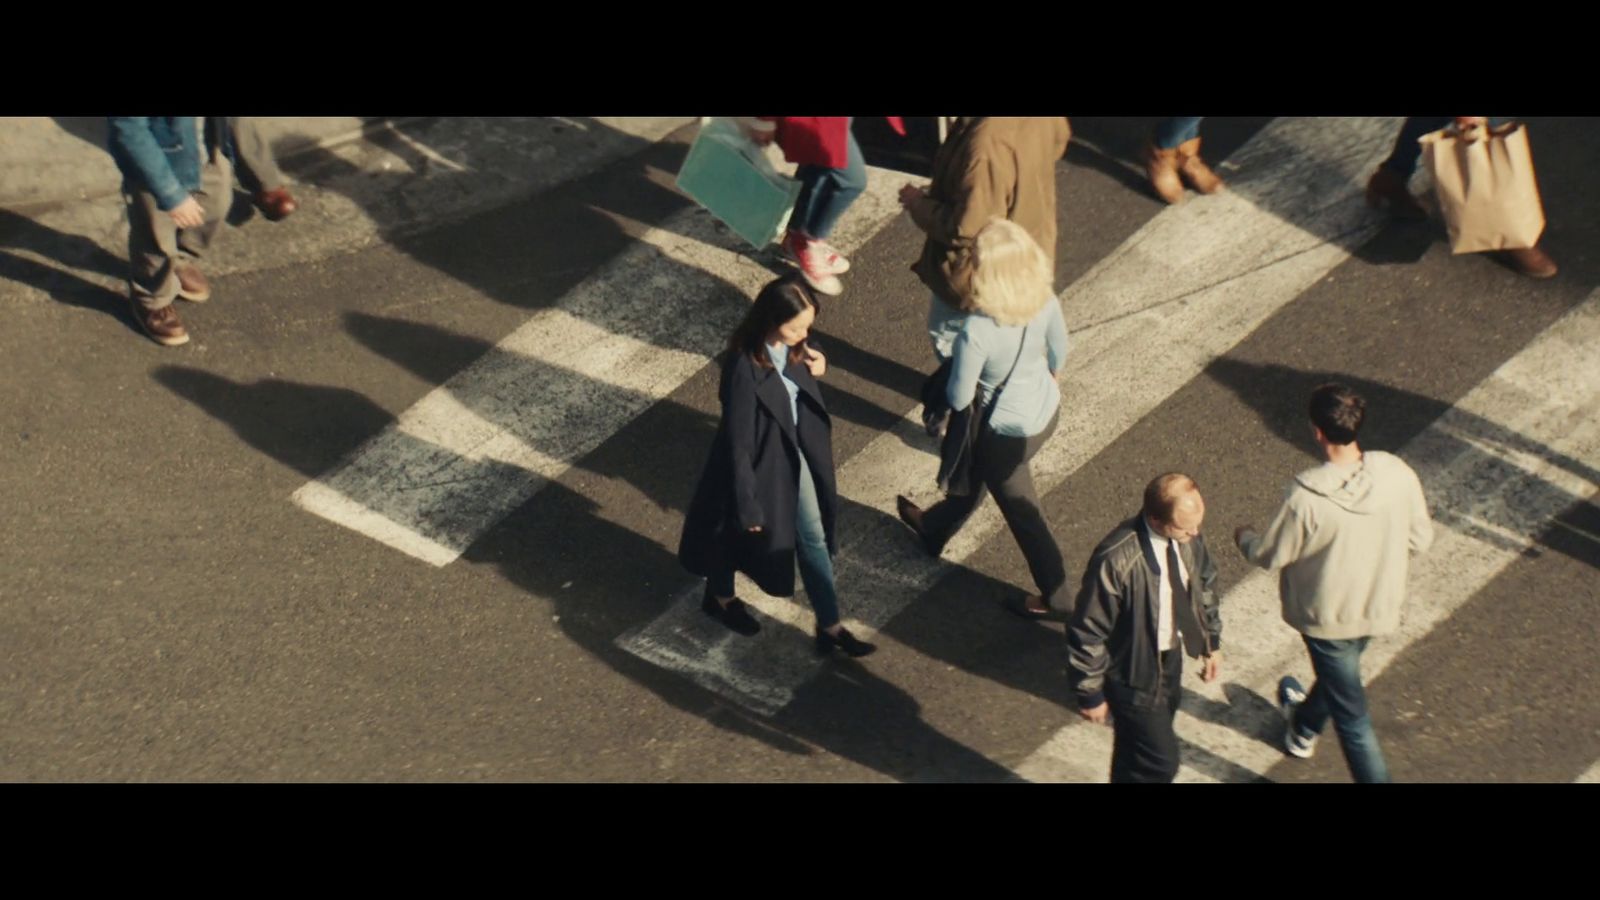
816;626;877;658
701;588;760;636
896;495;945;558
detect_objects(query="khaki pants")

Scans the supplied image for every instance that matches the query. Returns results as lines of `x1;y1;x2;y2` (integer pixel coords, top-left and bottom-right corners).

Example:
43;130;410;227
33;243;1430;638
125;145;233;310
229;116;286;194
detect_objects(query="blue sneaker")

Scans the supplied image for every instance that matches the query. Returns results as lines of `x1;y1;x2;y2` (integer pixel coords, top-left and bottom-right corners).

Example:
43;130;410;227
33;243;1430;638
1278;675;1316;759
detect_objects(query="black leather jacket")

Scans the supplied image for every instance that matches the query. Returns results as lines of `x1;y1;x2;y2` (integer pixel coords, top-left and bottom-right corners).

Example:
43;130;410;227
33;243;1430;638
1067;515;1223;709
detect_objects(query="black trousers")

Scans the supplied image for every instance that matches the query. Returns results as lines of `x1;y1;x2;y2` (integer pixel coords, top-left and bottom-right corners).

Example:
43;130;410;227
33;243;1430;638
1108;649;1184;784
921;410;1066;607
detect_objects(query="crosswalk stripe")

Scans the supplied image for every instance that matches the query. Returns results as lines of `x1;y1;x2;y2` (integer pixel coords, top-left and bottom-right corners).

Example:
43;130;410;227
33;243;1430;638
1016;288;1600;782
618;117;1408;716
290;145;920;566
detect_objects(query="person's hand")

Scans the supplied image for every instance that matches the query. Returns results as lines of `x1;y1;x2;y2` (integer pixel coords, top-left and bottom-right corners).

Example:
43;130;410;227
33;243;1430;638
1079;702;1109;724
748;128;775;146
748;526;763;533
1201;652;1222;683
1454;116;1489;130
805;348;826;378
169;196;206;229
898;183;926;208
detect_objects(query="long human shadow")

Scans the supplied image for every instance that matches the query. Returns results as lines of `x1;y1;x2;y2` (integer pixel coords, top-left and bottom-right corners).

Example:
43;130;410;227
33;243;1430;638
47;117;108;151
1208;358;1600;570
0;246;141;339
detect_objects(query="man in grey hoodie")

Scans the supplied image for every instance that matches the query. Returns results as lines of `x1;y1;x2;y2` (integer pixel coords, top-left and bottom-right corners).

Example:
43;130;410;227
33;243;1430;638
1234;384;1434;783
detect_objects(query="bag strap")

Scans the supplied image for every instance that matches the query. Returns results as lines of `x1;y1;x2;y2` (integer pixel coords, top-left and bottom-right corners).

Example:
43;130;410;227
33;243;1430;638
989;321;1031;408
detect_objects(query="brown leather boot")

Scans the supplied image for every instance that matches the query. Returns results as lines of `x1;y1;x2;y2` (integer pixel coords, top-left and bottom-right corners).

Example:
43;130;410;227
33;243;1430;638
174;263;210;303
1144;142;1186;205
1176;137;1225;194
253;187;298;222
1503;245;1558;279
131;299;190;346
1365;167;1428;221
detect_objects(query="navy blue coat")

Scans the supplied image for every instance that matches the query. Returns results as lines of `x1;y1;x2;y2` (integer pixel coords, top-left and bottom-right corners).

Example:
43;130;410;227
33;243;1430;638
678;349;839;597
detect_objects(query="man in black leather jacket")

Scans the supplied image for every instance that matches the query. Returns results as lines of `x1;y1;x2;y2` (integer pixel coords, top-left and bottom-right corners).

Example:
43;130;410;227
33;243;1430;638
1067;473;1224;783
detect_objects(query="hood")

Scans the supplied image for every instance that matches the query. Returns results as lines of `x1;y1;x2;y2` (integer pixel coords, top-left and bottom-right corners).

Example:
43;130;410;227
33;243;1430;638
1294;450;1406;514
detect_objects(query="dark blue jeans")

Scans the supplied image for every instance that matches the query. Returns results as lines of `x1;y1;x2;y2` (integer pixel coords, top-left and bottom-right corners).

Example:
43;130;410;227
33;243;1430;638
708;454;841;630
791;121;867;241
1292;635;1391;783
1154;117;1205;149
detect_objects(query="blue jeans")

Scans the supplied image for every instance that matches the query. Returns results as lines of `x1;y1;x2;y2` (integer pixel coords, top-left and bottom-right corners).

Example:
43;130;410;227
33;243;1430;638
1380;116;1515;179
1292;635;1391;783
709;453;840;630
1154;117;1205;149
791;121;867;241
927;293;969;362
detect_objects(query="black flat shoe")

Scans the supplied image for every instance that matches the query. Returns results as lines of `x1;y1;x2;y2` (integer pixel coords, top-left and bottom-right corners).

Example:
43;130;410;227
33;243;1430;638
816;626;877;658
1004;593;1069;623
702;589;760;636
895;495;945;558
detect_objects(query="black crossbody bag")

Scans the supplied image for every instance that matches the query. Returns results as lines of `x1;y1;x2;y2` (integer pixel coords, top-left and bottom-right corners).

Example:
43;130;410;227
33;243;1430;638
935;323;1030;496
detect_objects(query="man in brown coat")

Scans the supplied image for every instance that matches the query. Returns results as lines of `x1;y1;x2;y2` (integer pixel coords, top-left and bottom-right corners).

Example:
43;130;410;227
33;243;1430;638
899;117;1071;363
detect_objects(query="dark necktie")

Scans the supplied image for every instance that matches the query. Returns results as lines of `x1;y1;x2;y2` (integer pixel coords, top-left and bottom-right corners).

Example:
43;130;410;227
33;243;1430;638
1167;540;1207;656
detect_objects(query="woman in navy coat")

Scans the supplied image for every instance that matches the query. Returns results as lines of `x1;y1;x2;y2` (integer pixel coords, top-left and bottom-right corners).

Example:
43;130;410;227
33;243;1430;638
678;274;876;657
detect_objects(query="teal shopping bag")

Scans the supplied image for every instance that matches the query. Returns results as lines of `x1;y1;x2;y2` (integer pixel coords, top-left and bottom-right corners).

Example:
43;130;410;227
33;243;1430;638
675;118;801;249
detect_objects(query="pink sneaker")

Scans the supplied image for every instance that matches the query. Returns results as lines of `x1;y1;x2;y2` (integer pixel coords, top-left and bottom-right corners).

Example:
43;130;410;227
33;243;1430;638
781;231;843;295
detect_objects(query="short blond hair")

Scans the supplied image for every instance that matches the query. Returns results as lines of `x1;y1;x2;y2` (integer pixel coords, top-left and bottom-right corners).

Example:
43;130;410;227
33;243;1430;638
969;218;1053;326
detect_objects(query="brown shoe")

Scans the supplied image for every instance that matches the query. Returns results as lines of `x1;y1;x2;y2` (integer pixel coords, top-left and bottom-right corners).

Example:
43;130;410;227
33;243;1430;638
1176;137;1225;194
895;494;945;558
1365;167;1428;221
1503;245;1558;279
174;263;210;303
253;187;298;222
1144;142;1185;205
131;300;190;346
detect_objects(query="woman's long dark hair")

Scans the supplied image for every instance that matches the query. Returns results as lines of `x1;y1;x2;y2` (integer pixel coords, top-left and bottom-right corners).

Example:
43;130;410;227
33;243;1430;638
727;273;820;369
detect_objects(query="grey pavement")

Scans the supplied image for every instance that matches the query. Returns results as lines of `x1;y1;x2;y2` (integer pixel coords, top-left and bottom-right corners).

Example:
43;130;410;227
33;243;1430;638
2;116;1596;782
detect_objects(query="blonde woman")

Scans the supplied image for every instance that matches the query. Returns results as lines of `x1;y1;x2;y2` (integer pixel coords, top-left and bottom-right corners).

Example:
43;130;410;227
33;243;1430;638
897;219;1071;618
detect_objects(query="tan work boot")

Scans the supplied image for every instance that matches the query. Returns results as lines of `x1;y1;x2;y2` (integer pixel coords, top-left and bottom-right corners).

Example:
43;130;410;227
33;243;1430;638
1365;167;1428;221
1144;142;1186;205
1176;137;1225;194
1503;245;1558;279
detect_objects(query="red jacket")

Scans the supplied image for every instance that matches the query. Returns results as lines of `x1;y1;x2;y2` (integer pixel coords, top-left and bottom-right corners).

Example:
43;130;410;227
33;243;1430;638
757;117;906;169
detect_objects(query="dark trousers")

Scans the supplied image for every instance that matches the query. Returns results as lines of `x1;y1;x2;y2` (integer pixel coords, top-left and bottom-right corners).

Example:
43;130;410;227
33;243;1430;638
920;410;1066;607
1108;649;1184;784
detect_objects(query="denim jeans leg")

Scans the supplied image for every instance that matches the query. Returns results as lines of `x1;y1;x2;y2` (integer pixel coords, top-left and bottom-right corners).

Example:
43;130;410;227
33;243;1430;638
1380;116;1452;179
927;293;968;362
798;129;868;240
1153;117;1204;149
795;454;841;630
707;568;736;599
1297;635;1391;783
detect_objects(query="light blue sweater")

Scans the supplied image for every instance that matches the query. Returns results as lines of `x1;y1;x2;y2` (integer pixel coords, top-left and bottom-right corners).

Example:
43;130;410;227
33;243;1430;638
946;298;1069;438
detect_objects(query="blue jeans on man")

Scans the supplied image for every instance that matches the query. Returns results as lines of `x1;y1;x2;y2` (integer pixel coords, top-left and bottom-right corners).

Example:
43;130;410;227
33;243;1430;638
790;123;867;241
1291;635;1392;784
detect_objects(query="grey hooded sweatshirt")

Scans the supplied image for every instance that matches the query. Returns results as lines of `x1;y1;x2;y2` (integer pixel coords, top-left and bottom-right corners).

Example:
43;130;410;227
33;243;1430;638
1239;451;1434;640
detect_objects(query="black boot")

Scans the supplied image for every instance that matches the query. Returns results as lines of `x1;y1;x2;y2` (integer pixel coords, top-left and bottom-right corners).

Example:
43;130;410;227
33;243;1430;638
701;587;760;636
816;625;877;658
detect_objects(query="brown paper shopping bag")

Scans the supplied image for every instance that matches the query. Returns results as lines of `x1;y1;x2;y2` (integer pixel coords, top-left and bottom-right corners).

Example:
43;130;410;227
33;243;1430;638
1420;123;1546;254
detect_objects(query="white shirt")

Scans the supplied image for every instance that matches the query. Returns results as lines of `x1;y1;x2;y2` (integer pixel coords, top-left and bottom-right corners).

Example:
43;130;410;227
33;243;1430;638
1146;521;1189;653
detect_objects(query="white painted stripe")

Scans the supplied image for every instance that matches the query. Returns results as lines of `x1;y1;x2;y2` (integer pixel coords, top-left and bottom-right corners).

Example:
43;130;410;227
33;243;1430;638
618;117;1408;715
1017;289;1600;783
1577;760;1600;784
291;159;920;565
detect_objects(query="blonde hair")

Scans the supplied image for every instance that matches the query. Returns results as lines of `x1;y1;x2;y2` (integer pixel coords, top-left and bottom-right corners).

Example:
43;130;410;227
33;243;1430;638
968;218;1054;326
